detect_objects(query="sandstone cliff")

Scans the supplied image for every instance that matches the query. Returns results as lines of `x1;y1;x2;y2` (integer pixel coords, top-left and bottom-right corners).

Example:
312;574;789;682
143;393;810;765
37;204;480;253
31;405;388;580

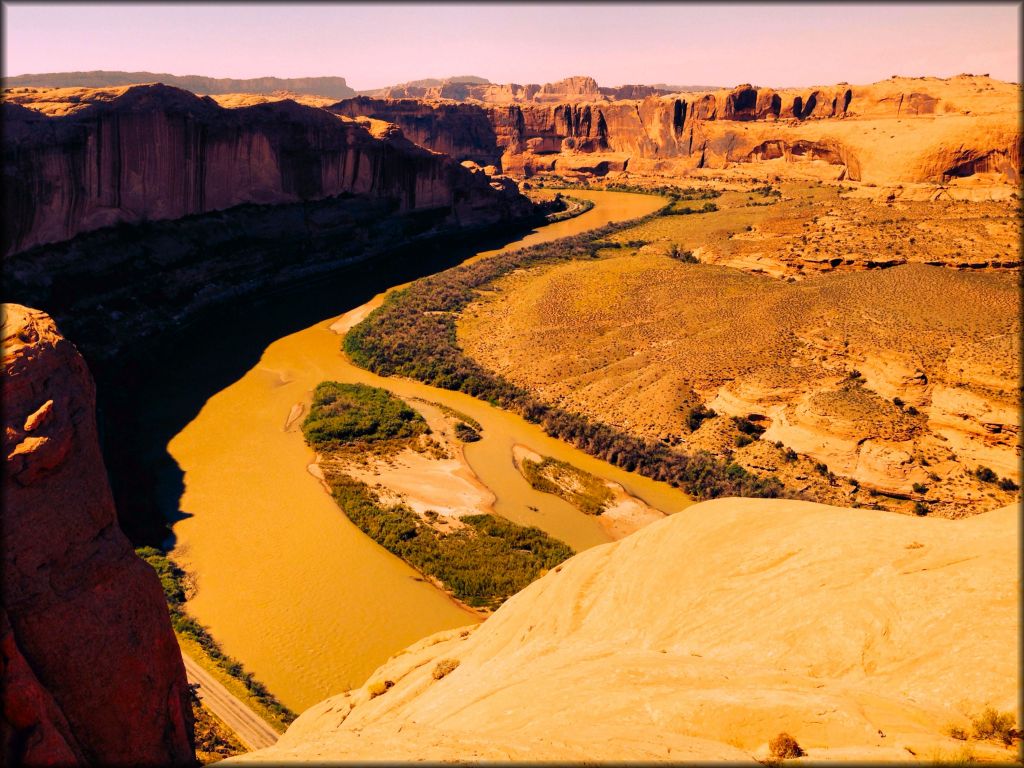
333;97;503;167
335;75;1022;185
237;497;1018;763
365;75;673;104
2;83;532;256
1;304;194;765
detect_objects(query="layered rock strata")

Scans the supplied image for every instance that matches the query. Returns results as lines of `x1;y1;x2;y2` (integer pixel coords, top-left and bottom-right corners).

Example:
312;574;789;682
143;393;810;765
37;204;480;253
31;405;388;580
364;75;676;103
1;304;194;766
334;75;1022;184
2;83;531;256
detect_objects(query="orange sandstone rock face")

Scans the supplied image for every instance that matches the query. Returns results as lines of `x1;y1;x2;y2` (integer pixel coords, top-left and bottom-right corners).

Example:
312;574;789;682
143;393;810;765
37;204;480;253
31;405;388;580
335;75;1021;185
2;83;532;256
237;499;1019;763
1;304;194;766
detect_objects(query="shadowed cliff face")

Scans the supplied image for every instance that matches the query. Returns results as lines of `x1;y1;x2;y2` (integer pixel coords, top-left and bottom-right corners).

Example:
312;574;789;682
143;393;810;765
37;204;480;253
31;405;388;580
333;98;503;166
1;304;194;766
2;83;532;256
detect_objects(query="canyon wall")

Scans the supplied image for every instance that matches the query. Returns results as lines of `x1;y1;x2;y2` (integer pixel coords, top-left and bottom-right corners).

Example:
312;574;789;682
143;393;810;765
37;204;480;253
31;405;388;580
335;75;1022;185
333;97;503;167
1;304;194;766
366;75;673;103
2;83;532;256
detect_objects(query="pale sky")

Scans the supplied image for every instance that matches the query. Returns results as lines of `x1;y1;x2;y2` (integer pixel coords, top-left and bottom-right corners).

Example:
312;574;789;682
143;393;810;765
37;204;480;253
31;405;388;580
3;2;1021;89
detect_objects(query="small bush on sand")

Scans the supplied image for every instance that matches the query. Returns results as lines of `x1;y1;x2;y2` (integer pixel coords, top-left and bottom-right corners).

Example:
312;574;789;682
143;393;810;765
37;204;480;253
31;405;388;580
733;416;766;437
367;679;394;698
454;422;481;442
687;404;716;431
975;466;998;484
947;724;969;741
432;658;460;680
971;707;1018;744
769;732;805;759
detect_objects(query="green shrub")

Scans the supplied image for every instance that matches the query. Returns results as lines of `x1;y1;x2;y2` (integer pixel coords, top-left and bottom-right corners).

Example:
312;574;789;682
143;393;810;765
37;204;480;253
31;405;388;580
975;466;998;483
301;382;426;449
735;433;754;448
686;404;716;431
733;416;766;437
136;548;297;724
998;477;1019;492
544;195;595;223
913;501;930;516
325;474;573;609
668;245;699;263
454;422;482;442
913;482;929;494
520;456;614;515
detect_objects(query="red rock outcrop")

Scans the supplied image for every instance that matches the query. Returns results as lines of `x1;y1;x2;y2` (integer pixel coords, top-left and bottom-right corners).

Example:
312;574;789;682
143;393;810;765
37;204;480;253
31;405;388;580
2;84;532;256
332;97;502;166
1;304;194;765
368;76;674;104
332;76;1020;185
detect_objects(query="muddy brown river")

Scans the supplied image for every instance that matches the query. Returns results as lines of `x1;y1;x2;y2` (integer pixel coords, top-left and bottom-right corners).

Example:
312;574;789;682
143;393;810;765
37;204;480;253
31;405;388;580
168;190;691;712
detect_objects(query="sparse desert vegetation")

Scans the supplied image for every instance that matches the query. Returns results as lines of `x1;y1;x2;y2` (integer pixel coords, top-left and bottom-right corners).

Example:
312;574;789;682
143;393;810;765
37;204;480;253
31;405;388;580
190;691;246;764
970;707;1019;745
302;385;574;608
344;207;794;503
457;198;1019;516
136;548;297;728
594;181;1021;278
768;732;805;760
301;382;428;449
323;473;573;609
519;454;615;515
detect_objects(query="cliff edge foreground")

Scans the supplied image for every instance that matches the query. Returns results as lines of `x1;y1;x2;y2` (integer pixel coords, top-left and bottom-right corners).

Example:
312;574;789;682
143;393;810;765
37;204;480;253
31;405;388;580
1;304;194;765
237;497;1019;763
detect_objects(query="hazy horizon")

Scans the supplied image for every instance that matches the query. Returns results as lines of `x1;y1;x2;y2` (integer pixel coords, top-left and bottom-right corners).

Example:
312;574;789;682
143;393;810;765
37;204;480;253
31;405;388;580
3;2;1021;90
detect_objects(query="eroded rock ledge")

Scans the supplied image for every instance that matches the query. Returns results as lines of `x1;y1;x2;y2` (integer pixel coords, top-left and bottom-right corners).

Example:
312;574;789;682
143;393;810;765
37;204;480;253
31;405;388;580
335;75;1022;185
236;498;1018;763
